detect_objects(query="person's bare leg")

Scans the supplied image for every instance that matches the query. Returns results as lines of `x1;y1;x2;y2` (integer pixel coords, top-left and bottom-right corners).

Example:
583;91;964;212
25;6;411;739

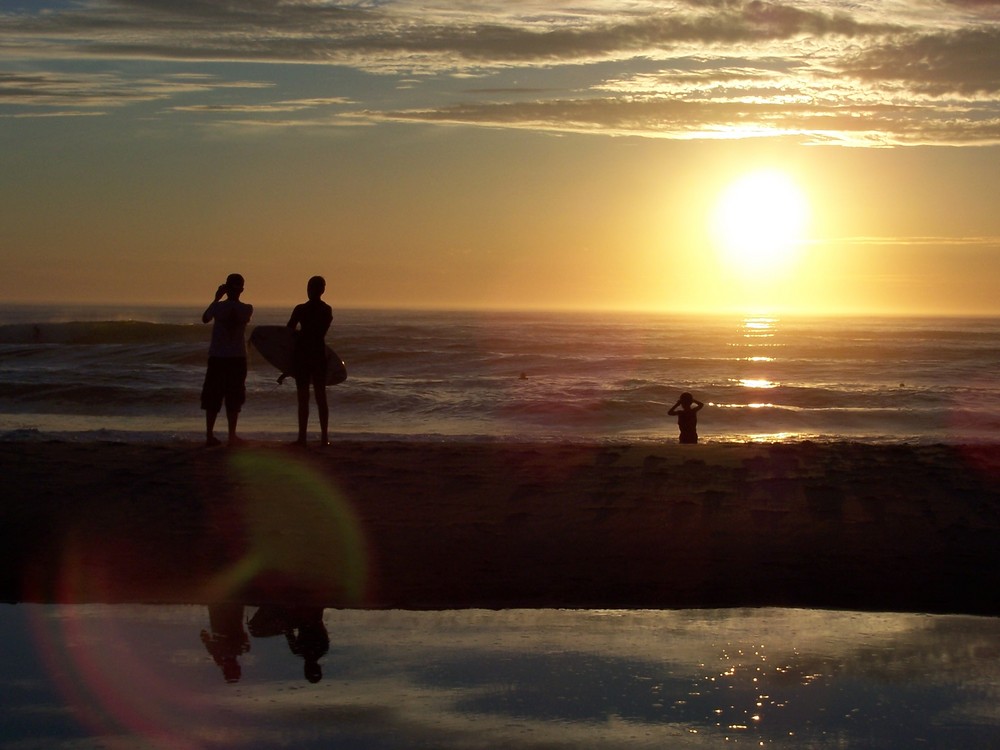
226;408;242;445
206;410;222;446
296;385;310;444
315;384;329;445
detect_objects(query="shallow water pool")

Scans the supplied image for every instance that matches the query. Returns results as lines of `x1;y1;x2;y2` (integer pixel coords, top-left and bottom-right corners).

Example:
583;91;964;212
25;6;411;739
2;605;998;748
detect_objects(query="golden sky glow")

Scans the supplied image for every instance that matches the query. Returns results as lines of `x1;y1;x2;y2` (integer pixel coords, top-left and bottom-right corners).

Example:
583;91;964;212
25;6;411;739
2;2;1000;315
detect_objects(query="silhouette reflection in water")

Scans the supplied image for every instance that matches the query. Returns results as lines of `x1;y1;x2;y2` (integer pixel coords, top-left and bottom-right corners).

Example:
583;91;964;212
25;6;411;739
200;603;250;683
249;605;330;683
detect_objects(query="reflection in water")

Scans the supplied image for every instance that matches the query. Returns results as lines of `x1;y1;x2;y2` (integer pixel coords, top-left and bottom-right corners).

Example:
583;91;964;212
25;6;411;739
201;603;250;683
736;318;779;392
738;378;776;389
249;604;330;683
721;316;802;442
741;316;776;336
2;606;999;748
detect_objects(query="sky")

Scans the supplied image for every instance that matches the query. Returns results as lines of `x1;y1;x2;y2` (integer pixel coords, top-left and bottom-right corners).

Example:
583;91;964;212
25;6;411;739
2;0;1000;315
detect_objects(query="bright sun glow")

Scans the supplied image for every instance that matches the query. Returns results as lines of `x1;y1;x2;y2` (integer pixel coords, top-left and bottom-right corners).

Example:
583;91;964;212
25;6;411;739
711;170;810;276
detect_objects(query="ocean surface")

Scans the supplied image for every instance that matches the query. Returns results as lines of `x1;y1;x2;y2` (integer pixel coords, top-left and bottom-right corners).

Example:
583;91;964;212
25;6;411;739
2;304;999;444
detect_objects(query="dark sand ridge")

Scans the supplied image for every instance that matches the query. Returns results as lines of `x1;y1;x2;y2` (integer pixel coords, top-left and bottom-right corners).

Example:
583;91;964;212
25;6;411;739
2;440;999;615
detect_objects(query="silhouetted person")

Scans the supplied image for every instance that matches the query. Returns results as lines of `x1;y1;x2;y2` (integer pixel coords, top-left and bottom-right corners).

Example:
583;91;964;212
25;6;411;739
668;392;704;444
201;274;253;446
200;603;250;683
287;276;333;446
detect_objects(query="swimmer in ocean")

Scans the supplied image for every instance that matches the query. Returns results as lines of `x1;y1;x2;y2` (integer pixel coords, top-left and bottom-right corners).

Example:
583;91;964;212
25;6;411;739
668;392;705;444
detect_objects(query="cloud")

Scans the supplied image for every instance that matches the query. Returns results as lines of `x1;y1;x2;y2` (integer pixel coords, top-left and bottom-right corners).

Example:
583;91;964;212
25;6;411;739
815;235;1000;247
0;1;998;145
939;0;1000;15
171;96;352;114
0;69;273;113
366;51;1000;147
0;1;897;69
838;27;1000;96
362;95;1000;146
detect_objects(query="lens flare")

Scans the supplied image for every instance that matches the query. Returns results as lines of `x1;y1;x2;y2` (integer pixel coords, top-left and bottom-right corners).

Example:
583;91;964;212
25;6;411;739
202;450;369;606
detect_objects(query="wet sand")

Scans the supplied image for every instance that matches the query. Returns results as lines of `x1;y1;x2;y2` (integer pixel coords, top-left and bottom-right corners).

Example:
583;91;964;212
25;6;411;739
2;440;999;615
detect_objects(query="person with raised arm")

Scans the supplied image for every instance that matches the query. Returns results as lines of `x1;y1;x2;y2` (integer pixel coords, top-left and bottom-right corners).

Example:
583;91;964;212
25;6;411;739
668;392;705;444
201;273;253;446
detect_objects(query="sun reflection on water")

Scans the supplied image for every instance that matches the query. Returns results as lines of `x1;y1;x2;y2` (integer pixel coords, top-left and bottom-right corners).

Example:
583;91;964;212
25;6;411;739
8;607;1000;748
742;316;778;336
715;317;785;428
702;641;782;740
738;378;777;389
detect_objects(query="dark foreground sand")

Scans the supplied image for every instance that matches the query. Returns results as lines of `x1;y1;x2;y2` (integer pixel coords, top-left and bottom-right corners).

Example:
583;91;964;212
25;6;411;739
2;440;999;615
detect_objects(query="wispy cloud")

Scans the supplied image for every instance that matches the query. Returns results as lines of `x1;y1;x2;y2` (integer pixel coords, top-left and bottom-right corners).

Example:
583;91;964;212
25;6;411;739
0;1;896;68
0;69;273;111
171;96;353;114
0;1;997;145
813;235;1000;247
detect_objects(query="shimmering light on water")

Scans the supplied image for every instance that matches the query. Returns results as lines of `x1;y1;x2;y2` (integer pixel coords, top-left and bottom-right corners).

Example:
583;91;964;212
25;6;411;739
2;606;999;749
743;317;778;333
5;307;1000;444
738;379;777;389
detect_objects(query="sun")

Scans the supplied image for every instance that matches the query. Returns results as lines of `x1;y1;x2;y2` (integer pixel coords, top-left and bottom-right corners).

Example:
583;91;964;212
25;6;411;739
711;170;810;276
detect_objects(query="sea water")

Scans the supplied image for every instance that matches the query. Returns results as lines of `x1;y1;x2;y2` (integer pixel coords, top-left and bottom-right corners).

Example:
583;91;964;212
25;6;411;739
2;304;999;444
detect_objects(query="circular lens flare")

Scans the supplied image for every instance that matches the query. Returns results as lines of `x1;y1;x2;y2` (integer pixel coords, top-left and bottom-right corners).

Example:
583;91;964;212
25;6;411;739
202;450;369;606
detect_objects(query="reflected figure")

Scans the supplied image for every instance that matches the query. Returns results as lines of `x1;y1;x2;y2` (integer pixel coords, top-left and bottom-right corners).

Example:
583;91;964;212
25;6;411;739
668;392;705;444
249;605;330;683
200;603;250;683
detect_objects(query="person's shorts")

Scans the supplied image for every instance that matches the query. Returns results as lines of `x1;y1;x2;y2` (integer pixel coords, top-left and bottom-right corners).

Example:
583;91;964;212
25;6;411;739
201;357;248;413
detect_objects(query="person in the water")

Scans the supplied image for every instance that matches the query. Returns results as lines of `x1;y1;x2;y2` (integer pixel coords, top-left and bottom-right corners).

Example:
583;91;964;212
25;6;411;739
668;392;705;444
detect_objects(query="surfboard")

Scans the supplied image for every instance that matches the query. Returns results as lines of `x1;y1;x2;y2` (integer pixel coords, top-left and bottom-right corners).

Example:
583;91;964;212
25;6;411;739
248;325;347;385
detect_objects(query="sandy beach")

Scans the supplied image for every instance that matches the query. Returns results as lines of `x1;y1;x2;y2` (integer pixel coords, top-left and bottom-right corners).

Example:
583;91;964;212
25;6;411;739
2;439;999;615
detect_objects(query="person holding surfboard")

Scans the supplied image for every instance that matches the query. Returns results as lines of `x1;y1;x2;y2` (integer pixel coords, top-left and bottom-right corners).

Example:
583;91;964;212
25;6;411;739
287;276;333;446
201;273;253;446
668;392;705;444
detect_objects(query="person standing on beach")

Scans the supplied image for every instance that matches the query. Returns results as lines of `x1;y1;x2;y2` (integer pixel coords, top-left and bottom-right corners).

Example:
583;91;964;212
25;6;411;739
668;392;704;444
201;274;253;446
287;276;333;446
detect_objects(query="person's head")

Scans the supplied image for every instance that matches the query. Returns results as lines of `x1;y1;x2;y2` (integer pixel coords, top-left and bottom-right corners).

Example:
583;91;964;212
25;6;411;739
222;657;242;683
307;275;326;301
225;273;245;298
304;659;323;683
679;392;694;407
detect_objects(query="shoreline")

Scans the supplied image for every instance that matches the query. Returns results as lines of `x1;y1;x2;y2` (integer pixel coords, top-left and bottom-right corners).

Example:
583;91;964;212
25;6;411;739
4;425;997;447
3;439;1000;615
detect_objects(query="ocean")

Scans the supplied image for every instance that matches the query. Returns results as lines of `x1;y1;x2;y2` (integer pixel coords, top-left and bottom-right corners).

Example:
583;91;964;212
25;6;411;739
2;304;999;444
